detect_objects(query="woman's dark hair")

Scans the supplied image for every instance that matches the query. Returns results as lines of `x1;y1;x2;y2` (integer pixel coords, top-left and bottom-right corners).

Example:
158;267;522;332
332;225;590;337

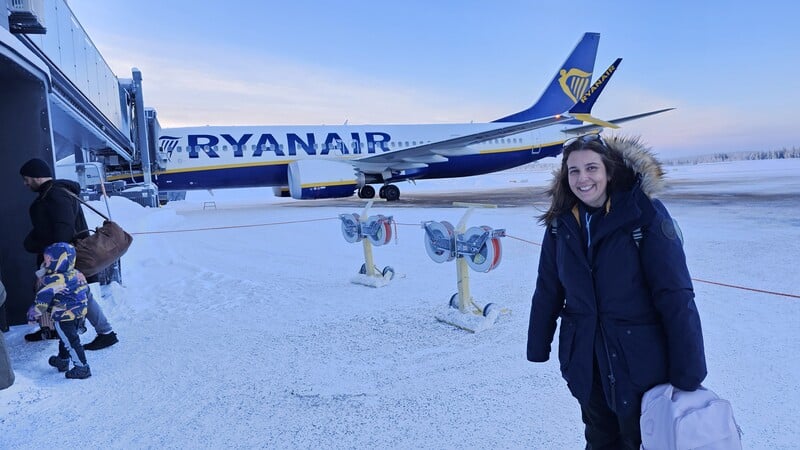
537;136;634;224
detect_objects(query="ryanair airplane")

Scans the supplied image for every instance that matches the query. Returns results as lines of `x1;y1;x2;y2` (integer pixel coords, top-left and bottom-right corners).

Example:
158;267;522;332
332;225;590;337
111;33;671;202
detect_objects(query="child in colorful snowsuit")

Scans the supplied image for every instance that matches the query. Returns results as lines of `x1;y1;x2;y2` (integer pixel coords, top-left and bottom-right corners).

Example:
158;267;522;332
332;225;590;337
28;242;91;379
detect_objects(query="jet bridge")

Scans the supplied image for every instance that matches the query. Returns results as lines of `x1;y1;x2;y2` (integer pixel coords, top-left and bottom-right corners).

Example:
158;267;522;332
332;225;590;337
1;0;162;327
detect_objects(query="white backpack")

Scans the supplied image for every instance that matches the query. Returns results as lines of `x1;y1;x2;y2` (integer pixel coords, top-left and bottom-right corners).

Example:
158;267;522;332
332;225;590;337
640;384;742;450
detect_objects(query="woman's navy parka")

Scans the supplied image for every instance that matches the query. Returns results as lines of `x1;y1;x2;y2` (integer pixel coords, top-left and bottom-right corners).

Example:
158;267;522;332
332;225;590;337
526;136;706;415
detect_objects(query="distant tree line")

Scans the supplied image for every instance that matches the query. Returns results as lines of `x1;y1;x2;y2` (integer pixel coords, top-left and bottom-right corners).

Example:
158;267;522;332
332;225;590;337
664;146;800;165
512;146;799;172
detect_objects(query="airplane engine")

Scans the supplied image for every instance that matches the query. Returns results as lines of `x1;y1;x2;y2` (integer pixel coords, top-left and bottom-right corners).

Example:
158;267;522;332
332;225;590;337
287;159;359;200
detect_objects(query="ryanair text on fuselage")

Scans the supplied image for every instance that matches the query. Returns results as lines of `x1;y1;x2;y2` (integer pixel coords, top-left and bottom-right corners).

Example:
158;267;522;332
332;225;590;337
160;132;397;159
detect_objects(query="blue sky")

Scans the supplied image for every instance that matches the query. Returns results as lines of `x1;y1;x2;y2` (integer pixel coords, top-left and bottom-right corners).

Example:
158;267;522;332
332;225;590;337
65;0;798;157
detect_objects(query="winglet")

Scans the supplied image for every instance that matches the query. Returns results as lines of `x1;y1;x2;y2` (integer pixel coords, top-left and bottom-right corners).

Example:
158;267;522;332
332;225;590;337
568;58;622;128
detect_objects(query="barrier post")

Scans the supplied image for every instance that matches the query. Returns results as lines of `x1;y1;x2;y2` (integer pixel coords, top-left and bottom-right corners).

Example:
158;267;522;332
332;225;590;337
339;200;395;287
362;239;376;277
455;257;471;314
453;205;476;313
360;200;377;277
423;202;506;332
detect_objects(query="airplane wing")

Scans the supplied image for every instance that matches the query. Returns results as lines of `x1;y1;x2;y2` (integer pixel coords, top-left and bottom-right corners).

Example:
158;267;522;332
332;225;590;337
350;114;573;174
561;107;675;135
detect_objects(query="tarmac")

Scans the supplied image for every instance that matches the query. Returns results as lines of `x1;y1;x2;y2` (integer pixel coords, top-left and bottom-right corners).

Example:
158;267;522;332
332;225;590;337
281;178;798;209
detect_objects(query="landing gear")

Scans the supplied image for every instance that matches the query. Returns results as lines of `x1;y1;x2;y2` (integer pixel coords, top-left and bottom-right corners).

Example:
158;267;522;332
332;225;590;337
378;184;400;201
358;185;375;199
360;184;400;201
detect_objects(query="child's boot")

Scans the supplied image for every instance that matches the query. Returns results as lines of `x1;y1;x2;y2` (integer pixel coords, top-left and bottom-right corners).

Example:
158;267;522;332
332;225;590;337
48;355;70;372
65;364;91;379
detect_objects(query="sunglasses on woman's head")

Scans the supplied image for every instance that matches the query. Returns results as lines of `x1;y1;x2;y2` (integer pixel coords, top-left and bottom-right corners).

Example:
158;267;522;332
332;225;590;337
563;133;608;150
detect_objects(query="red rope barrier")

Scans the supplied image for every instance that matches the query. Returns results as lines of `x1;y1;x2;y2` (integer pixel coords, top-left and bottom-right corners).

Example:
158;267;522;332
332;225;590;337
504;234;797;299
130;221;800;300
130;217;337;235
505;234;542;246
690;278;800;299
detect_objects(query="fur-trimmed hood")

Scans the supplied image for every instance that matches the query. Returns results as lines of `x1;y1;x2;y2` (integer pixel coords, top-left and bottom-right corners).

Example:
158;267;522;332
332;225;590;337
541;135;665;224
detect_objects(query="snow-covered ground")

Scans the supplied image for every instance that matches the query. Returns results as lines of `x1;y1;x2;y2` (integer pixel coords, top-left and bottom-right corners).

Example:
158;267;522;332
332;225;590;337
2;159;799;449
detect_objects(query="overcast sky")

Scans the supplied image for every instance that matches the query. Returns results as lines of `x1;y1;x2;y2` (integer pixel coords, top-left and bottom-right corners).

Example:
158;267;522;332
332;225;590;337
65;0;799;157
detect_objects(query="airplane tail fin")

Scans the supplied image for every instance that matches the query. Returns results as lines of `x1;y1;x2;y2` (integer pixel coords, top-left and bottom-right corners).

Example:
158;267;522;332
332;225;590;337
568;58;622;128
493;32;600;123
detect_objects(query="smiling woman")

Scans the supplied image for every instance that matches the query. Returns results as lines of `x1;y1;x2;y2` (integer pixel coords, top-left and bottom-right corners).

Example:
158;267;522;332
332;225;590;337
528;135;706;448
567;148;609;208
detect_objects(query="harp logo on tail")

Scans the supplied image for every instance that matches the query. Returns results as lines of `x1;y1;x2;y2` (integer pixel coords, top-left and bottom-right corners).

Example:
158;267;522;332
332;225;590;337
558;68;592;103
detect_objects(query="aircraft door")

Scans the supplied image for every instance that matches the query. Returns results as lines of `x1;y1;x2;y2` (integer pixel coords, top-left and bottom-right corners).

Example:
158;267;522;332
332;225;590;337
527;131;544;156
0;49;53;327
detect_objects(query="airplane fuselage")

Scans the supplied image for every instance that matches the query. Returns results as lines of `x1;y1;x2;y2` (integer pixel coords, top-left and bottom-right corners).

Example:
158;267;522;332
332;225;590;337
136;123;565;192
102;33;666;202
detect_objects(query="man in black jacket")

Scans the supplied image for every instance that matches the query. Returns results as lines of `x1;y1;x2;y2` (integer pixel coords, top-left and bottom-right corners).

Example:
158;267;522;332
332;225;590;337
20;158;119;350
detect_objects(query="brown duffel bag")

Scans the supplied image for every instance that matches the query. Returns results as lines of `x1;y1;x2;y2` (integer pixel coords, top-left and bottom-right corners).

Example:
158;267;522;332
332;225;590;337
62;189;134;277
73;220;133;277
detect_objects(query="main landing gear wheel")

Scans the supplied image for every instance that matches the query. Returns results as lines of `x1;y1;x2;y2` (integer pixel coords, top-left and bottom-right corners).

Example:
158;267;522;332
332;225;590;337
358;185;375;199
380;184;400;201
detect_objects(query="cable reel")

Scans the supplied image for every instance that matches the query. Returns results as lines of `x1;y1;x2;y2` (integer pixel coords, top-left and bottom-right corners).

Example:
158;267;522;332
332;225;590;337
424;221;504;272
339;213;362;243
363;214;393;246
422;220;456;263
462;225;504;273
